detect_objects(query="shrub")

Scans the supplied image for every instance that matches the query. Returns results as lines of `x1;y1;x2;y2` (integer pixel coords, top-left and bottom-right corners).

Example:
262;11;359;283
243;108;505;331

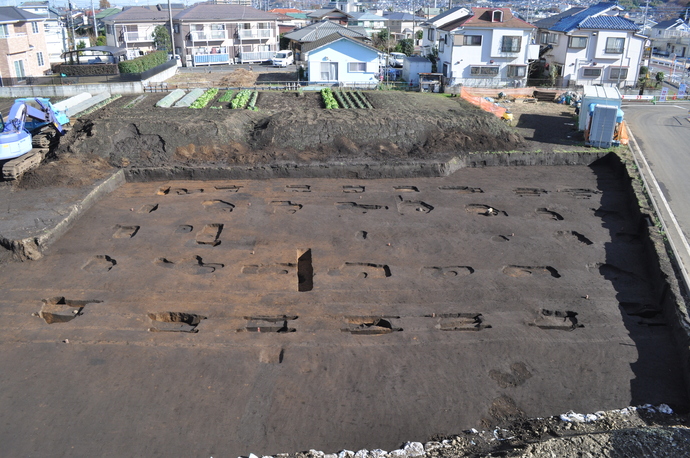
118;50;168;74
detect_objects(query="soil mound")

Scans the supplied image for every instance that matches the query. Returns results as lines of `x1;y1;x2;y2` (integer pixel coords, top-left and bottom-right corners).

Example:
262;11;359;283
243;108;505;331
56;92;523;169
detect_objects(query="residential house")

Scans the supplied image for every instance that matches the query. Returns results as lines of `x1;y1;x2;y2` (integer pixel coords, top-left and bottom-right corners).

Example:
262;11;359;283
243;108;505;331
383;12;426;40
416;8;442;20
347;11;386;36
0;6;51;80
173;4;284;66
534;2;645;87
421;7;538;87
268;8;309;35
649;18;690;57
104;4;185;60
307;8;353;25
96;8;122;34
283;20;369;62
303;32;380;86
19;1;67;63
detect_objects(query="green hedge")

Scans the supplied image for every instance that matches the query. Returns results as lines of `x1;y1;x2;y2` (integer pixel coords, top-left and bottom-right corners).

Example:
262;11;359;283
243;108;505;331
56;63;119;76
118;50;168;74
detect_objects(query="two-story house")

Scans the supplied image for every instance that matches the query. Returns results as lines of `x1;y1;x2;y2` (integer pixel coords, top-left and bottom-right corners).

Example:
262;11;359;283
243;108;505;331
173;4;284;66
534;2;645;87
104;4;185;60
0;6;51;80
383;12;426;40
649;18;690;57
20;1;69;64
421;7;538;87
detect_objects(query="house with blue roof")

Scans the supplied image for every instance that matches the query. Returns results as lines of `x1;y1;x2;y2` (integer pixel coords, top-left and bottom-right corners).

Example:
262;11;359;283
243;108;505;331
534;2;646;87
649;18;690;57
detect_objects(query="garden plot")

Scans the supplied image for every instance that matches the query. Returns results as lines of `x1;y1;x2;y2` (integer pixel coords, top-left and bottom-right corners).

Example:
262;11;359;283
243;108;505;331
0;164;686;457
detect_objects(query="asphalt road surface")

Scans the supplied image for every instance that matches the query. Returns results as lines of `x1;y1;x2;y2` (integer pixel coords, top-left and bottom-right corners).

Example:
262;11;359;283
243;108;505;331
625;101;690;284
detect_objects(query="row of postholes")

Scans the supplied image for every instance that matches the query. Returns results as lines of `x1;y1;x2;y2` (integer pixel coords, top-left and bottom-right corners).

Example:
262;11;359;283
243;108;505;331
35;297;665;334
157;184;601;197
37;297;588;333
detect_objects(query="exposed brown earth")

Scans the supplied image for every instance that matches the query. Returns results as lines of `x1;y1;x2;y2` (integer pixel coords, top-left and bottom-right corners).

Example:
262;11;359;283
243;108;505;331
1;85;688;457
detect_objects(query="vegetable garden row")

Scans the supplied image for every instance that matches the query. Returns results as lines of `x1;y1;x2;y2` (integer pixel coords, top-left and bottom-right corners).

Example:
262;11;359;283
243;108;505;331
153;88;374;110
321;88;373;109
155;88;258;110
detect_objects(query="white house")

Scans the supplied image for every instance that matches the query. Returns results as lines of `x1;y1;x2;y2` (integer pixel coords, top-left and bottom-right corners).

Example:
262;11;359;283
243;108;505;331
304;32;380;86
534;2;646;87
649;18;690;57
19;1;68;63
421;7;538;87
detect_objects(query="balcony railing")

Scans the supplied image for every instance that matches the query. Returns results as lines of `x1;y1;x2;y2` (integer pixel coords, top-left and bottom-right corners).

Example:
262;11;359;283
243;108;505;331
123;31;152;42
238;51;274;63
238;29;272;39
193;53;231;65
190;30;227;41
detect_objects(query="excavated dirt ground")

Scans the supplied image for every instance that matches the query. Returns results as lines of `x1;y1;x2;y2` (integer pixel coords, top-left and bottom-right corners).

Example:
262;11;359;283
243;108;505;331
1;164;689;456
1;88;689;456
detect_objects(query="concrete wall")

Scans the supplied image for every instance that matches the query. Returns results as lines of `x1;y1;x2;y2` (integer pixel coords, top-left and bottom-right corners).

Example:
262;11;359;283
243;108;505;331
0;81;143;98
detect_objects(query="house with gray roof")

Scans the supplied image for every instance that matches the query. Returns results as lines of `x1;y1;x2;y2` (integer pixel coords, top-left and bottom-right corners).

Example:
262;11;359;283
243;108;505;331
20;1;68;63
173;4;285;65
283;20;369;61
649;18;690;57
0;6;51;79
534;2;645;87
347;11;386;36
104;4;185;59
384;11;426;39
303;32;381;86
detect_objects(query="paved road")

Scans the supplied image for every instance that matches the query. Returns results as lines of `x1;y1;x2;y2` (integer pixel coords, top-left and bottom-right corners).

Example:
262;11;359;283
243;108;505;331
624;102;690;284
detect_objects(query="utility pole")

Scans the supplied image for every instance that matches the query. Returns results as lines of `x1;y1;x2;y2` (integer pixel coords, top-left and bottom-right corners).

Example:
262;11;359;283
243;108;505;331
91;0;96;39
68;1;76;51
167;0;174;55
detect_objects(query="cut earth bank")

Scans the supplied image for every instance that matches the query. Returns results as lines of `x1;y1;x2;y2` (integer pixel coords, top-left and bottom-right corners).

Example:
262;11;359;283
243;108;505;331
0;91;689;458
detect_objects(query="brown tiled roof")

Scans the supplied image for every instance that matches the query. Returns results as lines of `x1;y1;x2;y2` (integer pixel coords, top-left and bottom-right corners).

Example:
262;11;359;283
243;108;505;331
439;7;535;31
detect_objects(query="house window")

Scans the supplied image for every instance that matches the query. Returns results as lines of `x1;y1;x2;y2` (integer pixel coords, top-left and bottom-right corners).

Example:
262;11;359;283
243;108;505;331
461;35;482;46
540;32;558;45
13;60;26;80
427;28;435;41
492;10;503;22
349;62;366;72
173;24;180;34
507;65;526;77
439;39;444;52
443;62;450;77
605;37;625;54
470;66;499;76
321;62;338;80
0;24;9;38
31;21;39;33
583;67;601;77
568;36;587;48
609;67;628;80
501;36;521;53
37;52;44;66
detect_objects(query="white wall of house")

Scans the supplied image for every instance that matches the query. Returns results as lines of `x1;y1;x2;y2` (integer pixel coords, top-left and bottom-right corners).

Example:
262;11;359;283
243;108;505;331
307;39;379;85
429;27;536;87
540;28;645;87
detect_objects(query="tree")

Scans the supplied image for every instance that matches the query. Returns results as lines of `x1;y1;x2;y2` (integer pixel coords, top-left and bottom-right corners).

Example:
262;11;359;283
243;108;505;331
425;46;439;73
152;25;171;53
655;71;665;88
77;41;86;49
395;39;414;56
95;34;106;47
416;29;423;41
99;0;110;8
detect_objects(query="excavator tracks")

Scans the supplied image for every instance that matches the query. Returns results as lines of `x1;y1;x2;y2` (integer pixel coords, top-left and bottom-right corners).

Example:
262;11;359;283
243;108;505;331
2;148;49;180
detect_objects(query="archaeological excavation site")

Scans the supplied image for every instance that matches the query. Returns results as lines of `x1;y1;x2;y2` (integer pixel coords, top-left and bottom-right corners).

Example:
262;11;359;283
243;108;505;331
1;91;689;457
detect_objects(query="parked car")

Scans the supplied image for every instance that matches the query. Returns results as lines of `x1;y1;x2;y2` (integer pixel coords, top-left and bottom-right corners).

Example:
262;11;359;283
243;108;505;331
272;50;294;67
389;52;406;68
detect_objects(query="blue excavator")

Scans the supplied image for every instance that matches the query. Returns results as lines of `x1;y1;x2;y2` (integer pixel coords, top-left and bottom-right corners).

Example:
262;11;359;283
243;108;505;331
0;97;70;180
